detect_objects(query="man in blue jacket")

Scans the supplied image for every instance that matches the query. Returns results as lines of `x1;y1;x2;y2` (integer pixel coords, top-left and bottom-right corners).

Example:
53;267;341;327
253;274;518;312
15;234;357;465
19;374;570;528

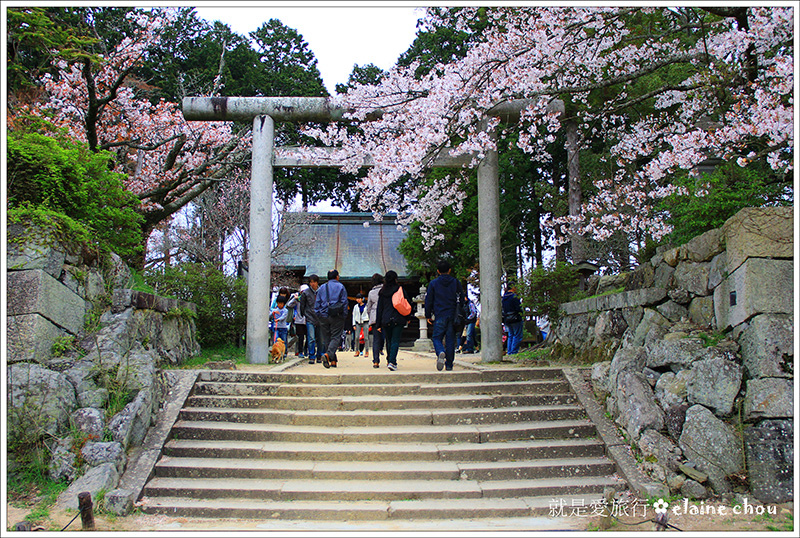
315;269;349;368
425;260;459;371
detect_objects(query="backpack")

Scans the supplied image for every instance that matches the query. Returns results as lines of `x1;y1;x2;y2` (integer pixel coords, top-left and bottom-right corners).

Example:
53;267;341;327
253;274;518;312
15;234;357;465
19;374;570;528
392;286;412;316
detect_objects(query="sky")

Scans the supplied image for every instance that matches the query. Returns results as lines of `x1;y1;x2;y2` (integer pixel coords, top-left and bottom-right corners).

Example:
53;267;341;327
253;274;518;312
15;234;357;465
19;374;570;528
192;2;426;95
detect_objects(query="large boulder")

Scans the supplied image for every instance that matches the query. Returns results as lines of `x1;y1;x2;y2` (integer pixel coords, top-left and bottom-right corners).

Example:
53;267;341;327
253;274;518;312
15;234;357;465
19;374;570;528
81;441;127;475
679;405;743;494
686;357;743;417
7;362;77;437
608;346;646;390
738;314;793;379
57;462;120;510
591;360;612;398
615;370;665;439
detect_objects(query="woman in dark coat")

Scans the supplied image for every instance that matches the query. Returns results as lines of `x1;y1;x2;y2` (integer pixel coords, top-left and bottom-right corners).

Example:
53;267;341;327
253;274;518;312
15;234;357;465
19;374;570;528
375;270;407;371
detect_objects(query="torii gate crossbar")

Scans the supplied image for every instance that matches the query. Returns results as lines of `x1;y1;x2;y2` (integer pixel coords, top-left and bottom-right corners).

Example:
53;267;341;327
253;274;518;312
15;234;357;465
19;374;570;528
182;96;548;364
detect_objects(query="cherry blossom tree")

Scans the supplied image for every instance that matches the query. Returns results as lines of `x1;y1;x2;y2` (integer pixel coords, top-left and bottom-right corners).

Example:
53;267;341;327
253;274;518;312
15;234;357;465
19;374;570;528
8;8;251;268
304;6;793;261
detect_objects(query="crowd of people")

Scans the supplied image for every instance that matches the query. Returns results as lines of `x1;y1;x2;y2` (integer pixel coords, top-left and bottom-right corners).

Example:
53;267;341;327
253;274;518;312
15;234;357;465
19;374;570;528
268;261;545;369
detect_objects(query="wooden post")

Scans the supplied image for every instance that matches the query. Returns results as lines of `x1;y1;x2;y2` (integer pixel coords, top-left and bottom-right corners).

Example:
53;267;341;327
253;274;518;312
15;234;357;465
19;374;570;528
78;491;95;531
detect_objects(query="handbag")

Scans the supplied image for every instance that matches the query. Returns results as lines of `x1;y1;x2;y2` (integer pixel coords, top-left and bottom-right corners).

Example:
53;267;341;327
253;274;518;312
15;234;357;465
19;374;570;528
392;287;412;316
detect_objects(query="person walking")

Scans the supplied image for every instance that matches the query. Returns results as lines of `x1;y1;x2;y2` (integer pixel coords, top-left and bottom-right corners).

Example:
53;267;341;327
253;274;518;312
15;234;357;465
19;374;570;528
299;275;321;364
315;269;349;369
425;260;459;371
463;296;478;354
376;270;407;371
351;293;370;356
502;282;524;355
286;288;307;357
365;273;384;368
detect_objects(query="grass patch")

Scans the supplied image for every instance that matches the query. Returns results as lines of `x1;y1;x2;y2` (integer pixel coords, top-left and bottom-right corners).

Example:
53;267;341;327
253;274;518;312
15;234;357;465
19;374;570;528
171;343;248;369
7;468;69;527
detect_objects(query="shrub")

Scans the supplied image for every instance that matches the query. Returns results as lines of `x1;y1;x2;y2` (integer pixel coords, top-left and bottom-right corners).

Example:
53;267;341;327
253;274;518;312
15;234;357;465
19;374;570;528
518;260;579;324
145;263;247;348
659;160;792;246
7;125;144;260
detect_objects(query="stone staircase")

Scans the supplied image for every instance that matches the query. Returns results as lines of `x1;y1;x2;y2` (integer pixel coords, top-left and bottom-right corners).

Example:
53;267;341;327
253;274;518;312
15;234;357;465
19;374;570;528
139;367;625;522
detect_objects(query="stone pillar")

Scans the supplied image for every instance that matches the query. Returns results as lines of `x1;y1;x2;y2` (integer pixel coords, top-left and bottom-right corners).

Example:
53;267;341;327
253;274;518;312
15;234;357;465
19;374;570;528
477;122;502;363
246;115;274;364
412;285;433;352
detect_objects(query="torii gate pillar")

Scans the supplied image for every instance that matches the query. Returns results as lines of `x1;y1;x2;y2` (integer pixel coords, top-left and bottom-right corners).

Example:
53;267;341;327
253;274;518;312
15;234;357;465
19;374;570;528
247;115;274;363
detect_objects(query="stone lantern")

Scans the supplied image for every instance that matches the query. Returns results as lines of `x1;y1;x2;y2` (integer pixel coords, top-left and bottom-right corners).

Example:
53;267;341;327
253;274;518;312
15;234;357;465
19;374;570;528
411;285;434;352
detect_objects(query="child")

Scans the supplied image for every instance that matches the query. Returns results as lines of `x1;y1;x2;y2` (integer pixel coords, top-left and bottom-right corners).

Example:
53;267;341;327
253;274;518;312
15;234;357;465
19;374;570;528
271;296;289;345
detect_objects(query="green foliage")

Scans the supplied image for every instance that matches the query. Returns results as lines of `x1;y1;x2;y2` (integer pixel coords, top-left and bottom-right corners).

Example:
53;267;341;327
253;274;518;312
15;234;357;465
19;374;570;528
174;343;248;369
51;335;76;357
7;127;144;260
518;261;580;324
145;263;247;348
659;160;792;246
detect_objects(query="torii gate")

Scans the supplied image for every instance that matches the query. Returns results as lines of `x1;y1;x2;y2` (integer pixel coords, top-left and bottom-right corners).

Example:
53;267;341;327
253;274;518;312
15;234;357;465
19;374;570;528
183;96;562;364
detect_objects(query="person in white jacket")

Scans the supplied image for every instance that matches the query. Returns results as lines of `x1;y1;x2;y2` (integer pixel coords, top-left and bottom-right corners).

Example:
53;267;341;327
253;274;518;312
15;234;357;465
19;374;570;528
351;293;370;356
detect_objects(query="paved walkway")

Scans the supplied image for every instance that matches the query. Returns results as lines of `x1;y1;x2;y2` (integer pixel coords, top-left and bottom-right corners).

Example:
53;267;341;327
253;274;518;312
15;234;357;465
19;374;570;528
240;347;490;374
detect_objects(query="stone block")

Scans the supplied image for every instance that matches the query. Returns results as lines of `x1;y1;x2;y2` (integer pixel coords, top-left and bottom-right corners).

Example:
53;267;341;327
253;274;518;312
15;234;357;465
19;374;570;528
743;378;793;421
6;224;66;278
655;370;691;409
686;357;742;416
707;252;727;290
6;313;64;363
656;300;688;322
684;227;725;263
738;313;793;379
722;206;793;275
688;296;715;328
729;258;793;328
743;419;794;503
7;269;86;334
673;261;711;296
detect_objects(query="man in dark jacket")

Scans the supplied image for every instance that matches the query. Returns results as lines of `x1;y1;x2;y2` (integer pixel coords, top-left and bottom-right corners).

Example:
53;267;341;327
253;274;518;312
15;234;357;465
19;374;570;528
315;269;348;368
502;283;524;354
425;260;459;371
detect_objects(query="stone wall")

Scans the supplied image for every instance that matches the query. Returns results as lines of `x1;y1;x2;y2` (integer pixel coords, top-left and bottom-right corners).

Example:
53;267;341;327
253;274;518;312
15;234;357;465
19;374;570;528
6;224;200;511
554;206;793;504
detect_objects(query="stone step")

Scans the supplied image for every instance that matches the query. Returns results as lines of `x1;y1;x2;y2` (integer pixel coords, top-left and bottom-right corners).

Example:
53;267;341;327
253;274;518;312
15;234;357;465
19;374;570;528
139;494;606;520
169;418;597;443
196;368;566;385
154;456;616;481
144;475;624;501
162;437;607;461
192;379;573;397
185;392;579;410
177;404;587;427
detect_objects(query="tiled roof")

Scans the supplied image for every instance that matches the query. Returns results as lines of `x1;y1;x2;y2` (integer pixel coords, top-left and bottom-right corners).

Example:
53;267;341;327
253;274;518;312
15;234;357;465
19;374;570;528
274;213;410;280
